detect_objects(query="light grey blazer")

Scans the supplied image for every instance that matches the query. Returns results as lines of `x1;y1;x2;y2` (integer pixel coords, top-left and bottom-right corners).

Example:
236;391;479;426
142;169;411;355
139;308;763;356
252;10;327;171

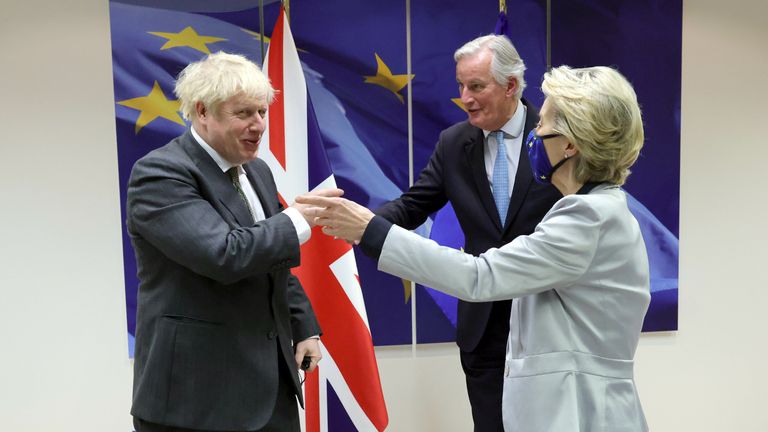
377;184;650;432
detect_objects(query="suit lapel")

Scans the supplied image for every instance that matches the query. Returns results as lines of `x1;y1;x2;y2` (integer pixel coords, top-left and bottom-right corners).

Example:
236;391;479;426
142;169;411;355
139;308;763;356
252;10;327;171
465;128;504;231
178;132;256;227
243;162;276;218
503;99;539;232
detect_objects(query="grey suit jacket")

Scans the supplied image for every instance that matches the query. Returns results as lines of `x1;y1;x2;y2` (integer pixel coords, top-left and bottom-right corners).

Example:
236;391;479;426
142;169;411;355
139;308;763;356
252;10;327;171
373;184;650;431
126;131;320;431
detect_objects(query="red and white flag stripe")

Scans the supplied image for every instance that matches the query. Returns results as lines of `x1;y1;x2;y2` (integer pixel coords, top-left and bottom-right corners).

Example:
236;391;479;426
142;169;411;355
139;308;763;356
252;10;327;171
262;8;388;432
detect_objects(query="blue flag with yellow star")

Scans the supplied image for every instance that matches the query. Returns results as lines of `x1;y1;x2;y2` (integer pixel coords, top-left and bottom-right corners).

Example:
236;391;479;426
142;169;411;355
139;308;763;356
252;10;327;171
550;0;681;331
111;0;680;359
416;1;680;338
110;0;418;350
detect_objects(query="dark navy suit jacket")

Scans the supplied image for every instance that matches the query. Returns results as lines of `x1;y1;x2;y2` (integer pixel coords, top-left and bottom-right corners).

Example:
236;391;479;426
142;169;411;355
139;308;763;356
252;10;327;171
376;100;561;351
127;131;320;430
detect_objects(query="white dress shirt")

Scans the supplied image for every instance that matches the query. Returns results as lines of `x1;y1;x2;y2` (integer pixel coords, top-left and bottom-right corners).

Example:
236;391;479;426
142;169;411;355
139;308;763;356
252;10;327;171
190;127;311;244
482;102;527;195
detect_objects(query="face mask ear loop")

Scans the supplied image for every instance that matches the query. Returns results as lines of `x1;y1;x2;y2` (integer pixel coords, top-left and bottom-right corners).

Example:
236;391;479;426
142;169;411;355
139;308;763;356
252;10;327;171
548;154;570;178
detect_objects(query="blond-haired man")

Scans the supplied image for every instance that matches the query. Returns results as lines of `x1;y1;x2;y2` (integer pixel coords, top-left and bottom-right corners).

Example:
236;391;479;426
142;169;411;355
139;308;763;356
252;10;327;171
128;52;338;432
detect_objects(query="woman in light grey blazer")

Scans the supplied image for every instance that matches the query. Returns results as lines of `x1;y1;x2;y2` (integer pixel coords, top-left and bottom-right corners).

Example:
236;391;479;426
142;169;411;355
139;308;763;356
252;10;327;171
300;66;650;432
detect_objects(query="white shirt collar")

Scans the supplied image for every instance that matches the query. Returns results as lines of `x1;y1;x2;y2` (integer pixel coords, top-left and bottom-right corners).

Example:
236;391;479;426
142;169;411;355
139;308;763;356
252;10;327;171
190;126;237;173
482;101;527;139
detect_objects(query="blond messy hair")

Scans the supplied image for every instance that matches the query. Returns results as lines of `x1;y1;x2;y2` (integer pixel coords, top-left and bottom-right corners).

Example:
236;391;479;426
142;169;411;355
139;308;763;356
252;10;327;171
542;66;644;185
174;51;275;120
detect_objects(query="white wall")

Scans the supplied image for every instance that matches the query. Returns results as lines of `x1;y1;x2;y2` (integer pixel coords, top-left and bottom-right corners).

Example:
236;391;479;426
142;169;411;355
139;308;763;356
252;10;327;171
637;0;768;429
0;0;133;430
2;0;767;430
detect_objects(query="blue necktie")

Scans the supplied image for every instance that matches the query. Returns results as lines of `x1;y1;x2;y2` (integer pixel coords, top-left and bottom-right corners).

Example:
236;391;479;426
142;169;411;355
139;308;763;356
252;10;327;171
492;130;510;225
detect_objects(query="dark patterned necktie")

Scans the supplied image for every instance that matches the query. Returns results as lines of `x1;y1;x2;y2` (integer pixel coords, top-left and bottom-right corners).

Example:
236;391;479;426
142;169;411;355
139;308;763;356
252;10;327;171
227;166;256;222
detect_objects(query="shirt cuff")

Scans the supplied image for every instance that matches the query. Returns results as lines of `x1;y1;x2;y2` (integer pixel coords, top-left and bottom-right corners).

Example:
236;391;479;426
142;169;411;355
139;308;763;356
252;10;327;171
283;207;311;245
359;215;393;260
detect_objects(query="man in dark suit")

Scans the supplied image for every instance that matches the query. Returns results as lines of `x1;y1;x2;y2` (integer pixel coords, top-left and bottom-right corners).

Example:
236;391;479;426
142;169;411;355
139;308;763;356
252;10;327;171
127;52;339;432
376;35;561;431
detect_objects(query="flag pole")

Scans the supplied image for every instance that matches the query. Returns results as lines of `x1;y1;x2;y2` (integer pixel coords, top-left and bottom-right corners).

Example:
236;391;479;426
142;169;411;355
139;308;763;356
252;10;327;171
405;0;417;354
282;0;290;22
546;0;552;70
259;0;265;65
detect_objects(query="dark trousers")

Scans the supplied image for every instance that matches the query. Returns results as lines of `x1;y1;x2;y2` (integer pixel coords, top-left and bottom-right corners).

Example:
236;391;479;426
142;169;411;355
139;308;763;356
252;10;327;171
460;301;510;432
134;358;299;432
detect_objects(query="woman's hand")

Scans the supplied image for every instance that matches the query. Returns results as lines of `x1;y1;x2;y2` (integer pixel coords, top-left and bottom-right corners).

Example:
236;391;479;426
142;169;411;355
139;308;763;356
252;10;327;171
294;195;374;244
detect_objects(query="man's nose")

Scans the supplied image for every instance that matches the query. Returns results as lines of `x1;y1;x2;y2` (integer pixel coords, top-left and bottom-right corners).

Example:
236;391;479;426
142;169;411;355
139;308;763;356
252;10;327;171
460;88;474;105
249;115;265;132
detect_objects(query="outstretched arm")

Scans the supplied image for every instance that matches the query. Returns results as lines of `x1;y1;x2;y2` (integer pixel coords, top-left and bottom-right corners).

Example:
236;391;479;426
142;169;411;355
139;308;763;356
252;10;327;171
297;195;600;302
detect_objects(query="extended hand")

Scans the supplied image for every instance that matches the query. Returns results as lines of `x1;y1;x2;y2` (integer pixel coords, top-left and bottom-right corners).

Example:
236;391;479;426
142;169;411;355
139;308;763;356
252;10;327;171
291;188;344;226
294;195;374;243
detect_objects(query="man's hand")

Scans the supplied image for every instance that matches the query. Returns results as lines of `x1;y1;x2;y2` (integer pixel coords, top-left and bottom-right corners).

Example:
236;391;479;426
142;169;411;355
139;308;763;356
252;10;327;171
291;188;344;226
294;337;322;373
294;195;374;244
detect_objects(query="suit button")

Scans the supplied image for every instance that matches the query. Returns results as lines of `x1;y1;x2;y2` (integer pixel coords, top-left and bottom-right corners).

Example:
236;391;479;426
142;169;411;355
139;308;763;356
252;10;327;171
267;331;277;340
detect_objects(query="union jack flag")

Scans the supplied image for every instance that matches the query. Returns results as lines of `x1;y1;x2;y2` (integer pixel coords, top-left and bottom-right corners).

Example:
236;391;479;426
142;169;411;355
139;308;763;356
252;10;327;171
262;8;388;431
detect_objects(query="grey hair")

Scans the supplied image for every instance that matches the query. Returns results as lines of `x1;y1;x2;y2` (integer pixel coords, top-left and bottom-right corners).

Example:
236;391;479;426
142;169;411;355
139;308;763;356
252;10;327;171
174;51;275;120
454;34;526;98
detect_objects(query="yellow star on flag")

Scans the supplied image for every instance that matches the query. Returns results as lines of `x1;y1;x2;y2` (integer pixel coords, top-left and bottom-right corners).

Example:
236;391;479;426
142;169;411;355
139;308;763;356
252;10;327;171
452;98;467;112
117;81;185;134
364;53;414;104
402;278;413;303
148;26;226;54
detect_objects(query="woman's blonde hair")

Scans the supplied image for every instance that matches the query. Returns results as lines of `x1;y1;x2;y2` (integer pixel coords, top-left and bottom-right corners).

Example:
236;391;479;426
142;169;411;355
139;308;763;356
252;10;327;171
542;66;644;185
175;51;275;120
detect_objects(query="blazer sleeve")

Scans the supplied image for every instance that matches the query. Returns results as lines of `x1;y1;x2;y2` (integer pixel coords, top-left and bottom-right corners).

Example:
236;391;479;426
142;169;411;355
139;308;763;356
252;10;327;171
376;196;601;301
285;273;322;341
375;135;449;229
126;152;301;285
263;193;322;341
